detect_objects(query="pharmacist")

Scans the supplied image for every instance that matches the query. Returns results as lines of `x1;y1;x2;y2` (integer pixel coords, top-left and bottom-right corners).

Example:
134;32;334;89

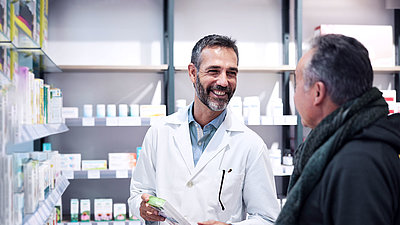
128;34;280;225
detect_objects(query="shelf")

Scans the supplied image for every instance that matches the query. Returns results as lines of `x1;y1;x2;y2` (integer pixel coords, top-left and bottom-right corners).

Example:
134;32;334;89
65;116;297;127
175;65;400;74
65;117;157;127
373;66;400;73
59;221;140;225
17;123;69;144
62;170;133;180
174;65;296;72
17;48;62;73
59;65;169;72
23;176;70;225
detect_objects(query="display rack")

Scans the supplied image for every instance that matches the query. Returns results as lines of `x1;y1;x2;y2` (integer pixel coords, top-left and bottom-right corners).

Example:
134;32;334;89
22;176;70;225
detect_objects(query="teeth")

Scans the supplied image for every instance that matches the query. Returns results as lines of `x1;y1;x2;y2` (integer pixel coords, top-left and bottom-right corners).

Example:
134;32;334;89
213;90;226;96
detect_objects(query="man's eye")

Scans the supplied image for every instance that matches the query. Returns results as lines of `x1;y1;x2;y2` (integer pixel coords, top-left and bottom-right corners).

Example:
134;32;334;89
227;71;237;77
207;70;219;75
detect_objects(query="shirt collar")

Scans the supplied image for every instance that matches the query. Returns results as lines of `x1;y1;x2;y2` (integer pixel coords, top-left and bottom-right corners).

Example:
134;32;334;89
188;103;227;129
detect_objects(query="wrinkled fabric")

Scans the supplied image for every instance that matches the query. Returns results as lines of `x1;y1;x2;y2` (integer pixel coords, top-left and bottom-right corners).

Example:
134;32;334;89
276;87;389;225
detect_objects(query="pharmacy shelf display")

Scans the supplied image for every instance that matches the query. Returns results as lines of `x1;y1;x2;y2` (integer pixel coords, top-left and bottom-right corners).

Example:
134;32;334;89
23;176;70;225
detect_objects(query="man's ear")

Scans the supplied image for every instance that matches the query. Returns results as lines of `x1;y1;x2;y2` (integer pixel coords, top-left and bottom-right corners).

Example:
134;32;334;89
188;63;197;84
313;81;327;106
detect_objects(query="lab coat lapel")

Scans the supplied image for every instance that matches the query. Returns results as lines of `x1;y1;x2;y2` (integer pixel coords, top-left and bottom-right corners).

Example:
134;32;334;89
191;120;230;176
171;113;195;174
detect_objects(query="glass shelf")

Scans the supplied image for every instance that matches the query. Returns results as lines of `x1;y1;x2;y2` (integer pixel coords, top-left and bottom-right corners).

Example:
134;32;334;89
17;48;62;73
16;123;69;145
62;169;133;180
23;176;70;225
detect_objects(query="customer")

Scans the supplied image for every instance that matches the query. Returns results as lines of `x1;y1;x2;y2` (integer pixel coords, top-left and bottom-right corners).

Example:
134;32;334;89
276;34;400;225
128;34;280;225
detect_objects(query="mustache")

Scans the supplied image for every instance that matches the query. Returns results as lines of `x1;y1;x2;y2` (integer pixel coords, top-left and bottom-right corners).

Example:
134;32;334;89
207;85;231;94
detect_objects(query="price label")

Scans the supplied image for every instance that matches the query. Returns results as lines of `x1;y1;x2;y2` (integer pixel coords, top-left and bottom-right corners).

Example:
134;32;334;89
88;170;100;179
62;170;74;179
116;170;129;178
82;117;95;126
106;117;119;126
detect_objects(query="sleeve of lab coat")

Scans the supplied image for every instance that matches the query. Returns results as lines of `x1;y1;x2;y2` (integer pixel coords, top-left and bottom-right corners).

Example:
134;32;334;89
127;125;158;224
236;143;280;225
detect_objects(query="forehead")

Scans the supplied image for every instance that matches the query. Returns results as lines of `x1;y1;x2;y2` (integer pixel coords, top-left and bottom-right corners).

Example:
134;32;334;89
296;48;315;78
199;46;238;66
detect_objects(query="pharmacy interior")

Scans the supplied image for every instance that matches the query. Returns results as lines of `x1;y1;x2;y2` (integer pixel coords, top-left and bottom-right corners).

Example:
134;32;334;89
0;0;399;224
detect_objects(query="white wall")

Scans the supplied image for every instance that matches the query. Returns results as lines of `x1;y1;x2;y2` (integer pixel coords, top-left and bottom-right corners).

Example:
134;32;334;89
48;0;164;66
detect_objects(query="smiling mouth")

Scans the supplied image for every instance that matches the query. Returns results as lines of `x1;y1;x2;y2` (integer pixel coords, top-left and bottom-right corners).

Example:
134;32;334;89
212;90;227;96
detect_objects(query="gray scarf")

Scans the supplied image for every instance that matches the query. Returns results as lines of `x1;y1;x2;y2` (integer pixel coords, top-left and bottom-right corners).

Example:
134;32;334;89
275;87;389;225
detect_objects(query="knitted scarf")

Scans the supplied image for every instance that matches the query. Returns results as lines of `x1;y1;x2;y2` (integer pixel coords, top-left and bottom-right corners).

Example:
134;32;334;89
275;87;389;225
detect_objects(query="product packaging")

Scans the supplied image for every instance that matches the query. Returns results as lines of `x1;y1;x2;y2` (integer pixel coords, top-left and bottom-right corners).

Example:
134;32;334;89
80;199;90;222
108;153;136;170
113;203;126;221
70;198;79;222
81;160;107;170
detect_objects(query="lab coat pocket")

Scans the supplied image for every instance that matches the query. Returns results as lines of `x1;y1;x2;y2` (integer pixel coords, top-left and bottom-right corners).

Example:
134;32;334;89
216;169;244;214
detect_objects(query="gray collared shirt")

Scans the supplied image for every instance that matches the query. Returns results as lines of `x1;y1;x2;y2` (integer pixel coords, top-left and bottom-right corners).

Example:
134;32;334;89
188;103;227;166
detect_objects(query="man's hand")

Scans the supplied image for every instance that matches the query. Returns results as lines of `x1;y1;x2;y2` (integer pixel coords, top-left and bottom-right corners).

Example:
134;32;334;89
198;220;230;225
139;193;166;222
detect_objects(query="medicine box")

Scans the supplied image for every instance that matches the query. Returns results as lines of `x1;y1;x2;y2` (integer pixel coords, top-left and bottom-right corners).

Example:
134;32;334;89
80;199;90;222
81;160;107;170
59;154;81;171
108;153;136;170
113;203;126;221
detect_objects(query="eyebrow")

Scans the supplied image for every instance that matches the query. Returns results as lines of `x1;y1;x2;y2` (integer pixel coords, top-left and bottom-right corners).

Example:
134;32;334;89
205;66;238;72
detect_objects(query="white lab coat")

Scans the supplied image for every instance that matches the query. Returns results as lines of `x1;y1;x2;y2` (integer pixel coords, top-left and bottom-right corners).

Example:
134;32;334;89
128;105;280;225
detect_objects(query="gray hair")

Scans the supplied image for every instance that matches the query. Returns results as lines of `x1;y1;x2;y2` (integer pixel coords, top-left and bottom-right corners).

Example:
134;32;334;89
304;34;373;105
191;34;239;70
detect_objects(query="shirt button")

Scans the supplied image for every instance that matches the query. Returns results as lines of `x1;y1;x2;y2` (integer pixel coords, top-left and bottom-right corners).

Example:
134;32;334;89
198;141;202;146
187;181;194;188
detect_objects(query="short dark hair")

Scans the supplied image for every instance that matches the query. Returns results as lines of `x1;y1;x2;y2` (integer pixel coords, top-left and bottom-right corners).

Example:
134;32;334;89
191;34;239;70
304;34;373;105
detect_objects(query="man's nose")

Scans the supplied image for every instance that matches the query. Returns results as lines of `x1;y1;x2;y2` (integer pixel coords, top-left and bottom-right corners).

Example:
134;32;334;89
216;71;229;87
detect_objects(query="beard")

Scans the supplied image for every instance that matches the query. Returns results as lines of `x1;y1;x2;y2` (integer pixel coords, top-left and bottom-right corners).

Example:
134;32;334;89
194;75;235;111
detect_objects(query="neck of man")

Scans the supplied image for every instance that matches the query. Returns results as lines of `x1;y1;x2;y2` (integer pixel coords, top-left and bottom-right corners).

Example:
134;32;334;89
192;97;224;128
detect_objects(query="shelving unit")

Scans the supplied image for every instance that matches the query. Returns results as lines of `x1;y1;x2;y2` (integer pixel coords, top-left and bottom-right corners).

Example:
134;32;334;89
23;176;70;225
42;0;400;223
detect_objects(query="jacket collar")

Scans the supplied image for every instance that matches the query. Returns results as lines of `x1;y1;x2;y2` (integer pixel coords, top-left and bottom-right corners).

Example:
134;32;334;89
165;102;246;132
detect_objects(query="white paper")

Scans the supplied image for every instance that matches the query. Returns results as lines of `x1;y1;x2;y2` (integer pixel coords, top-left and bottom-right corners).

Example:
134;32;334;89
82;117;95;126
106;117;119;126
116;170;129;178
62;170;74;179
118;117;141;126
88;170;100;179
